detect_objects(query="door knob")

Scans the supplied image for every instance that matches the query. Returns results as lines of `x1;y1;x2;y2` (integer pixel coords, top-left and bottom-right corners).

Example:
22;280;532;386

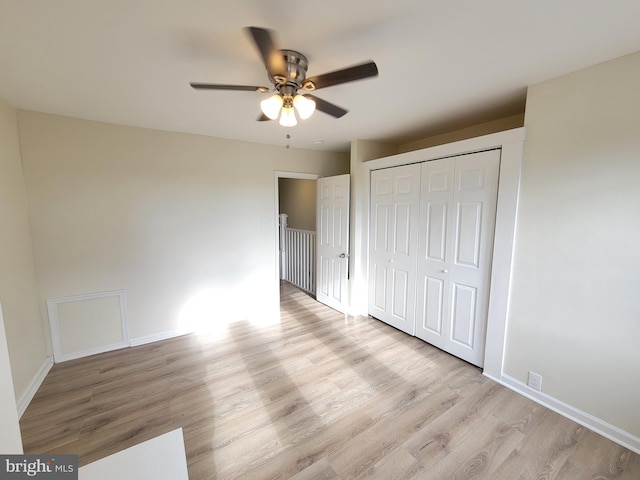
339;253;349;258
442;269;449;273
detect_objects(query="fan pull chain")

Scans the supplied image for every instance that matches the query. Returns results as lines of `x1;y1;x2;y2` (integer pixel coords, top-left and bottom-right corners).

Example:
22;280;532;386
285;131;291;149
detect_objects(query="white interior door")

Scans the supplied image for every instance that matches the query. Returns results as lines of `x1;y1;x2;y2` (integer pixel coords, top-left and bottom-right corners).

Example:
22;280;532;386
414;149;500;366
368;164;421;335
316;174;350;313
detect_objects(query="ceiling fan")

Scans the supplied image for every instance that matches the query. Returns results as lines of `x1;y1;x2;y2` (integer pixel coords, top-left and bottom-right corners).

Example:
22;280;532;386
190;27;379;127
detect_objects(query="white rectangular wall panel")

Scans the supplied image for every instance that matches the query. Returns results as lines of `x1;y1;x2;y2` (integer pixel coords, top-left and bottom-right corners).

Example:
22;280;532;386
48;290;129;363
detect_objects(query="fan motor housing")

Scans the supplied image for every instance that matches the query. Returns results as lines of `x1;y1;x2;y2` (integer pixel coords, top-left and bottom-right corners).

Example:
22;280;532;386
271;50;309;89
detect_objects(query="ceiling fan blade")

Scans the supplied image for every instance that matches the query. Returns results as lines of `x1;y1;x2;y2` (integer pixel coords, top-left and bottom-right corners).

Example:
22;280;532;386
246;26;286;77
304;94;348;118
190;83;270;92
305;61;378;90
257;113;271;121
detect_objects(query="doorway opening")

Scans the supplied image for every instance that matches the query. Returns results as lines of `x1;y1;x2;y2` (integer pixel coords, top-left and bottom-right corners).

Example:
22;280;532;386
275;172;319;300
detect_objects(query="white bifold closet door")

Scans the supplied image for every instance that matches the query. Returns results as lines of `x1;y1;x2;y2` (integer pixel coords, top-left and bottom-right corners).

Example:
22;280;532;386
368;163;421;335
369;149;500;367
415;150;499;366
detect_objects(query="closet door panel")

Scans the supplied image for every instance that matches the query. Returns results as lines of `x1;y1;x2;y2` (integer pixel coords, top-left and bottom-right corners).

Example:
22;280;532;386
371;263;388;312
455;202;483;268
450;283;477;348
415;150;500;367
419;275;445;335
368;164;421;335
426;202;447;261
415;158;455;351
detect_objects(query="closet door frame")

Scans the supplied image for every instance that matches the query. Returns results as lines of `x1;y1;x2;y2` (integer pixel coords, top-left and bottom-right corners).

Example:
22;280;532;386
357;128;525;380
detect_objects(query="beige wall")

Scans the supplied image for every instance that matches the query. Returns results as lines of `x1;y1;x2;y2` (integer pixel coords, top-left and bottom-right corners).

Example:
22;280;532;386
278;178;316;231
505;51;640;437
358;113;525;158
17;111;348;343
398;114;525;153
0;98;49;404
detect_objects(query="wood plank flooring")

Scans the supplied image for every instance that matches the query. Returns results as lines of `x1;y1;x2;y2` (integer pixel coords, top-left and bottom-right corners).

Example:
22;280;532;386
20;282;640;479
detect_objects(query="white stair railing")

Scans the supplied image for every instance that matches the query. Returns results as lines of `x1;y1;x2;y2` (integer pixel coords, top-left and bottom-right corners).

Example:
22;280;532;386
280;220;316;295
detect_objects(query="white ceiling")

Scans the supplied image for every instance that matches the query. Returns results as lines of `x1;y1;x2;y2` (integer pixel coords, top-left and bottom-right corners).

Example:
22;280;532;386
2;1;640;152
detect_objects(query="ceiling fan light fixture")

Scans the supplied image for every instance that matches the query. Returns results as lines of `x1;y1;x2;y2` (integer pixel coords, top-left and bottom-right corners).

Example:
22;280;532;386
293;94;316;120
191;28;378;128
260;94;283;120
279;106;298;127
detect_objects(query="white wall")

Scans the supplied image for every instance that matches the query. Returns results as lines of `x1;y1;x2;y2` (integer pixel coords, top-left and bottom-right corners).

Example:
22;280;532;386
505;51;640;438
0;98;49;406
17;111;348;344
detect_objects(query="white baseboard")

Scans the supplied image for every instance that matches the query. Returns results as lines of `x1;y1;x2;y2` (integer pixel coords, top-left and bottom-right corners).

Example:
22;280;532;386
17;356;53;418
56;341;130;363
485;372;640;455
129;329;188;347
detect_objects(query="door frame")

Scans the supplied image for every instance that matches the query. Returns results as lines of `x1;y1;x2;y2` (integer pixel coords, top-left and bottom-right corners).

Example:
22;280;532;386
352;128;525;380
274;171;320;293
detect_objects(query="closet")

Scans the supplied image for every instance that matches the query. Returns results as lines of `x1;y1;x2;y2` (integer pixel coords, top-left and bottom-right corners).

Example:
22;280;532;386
368;149;500;367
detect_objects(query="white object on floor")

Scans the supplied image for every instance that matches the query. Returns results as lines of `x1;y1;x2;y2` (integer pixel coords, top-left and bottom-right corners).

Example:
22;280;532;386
79;428;189;479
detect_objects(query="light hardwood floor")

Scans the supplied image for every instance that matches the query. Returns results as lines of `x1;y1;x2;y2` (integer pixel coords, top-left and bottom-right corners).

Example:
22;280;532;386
21;283;640;479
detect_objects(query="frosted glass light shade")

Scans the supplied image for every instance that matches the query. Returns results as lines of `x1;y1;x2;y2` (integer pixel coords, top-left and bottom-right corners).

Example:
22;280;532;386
293;94;316;119
279;106;298;127
260;94;283;120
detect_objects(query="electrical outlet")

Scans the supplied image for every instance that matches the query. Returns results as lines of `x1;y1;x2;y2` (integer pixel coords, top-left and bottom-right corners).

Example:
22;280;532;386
527;371;542;391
